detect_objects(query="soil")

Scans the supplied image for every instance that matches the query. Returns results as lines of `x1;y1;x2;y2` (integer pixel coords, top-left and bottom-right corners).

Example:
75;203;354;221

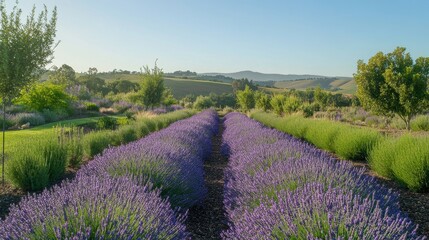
186;121;229;239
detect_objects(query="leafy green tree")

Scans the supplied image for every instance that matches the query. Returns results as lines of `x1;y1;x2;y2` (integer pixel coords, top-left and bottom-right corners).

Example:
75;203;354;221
48;64;76;86
193;95;215;110
255;91;271;111
232;78;258;92
354;47;429;130
283;95;302;114
314;86;329;109
236;85;255;111
162;88;177;106
270;94;286;115
0;1;57;183
16;83;72;113
107;80;140;94
78;67;109;96
139;63;165;108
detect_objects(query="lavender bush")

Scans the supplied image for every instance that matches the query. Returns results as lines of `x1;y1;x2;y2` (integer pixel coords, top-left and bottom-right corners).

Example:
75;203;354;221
1;110;218;239
80;109;218;208
0;175;189;239
222;112;425;239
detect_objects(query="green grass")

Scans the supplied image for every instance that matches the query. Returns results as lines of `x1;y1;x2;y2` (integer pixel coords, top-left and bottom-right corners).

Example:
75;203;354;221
0;117;101;157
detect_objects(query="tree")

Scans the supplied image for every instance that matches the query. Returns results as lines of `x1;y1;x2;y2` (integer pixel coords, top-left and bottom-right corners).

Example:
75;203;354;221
232;78;258;92
236;85;255;111
255;91;271;111
283;95;301;114
354;47;429;130
193;95;215;110
48;64;76;86
162;88;177;106
139;63;165;108
0;1;57;184
270;94;286;115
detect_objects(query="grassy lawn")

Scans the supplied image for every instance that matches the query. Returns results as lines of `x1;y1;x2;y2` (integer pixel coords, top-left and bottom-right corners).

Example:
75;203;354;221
0;117;104;156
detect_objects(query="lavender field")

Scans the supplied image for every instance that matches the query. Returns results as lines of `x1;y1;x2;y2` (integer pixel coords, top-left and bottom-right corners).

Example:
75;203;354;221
221;113;426;239
0;110;428;239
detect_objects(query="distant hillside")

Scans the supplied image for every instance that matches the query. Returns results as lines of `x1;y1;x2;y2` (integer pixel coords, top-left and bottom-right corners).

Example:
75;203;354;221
274;77;356;94
202;70;326;82
93;73;234;99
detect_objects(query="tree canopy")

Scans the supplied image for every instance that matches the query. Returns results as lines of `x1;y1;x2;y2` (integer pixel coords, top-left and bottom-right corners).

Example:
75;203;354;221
0;1;58;102
354;47;429;130
139;63;165;108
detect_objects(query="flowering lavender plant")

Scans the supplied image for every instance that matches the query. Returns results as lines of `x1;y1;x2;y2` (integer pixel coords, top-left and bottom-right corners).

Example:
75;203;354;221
222;112;425;239
80;109;218;208
1;110;218;239
0;175;189;239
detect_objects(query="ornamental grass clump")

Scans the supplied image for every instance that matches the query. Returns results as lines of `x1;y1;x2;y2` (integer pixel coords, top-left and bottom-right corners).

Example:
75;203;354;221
370;135;429;191
222;112;424;239
80;110;218;208
0;175;189;239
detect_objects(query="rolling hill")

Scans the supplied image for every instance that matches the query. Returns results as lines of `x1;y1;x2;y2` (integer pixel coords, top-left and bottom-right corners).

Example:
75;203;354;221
202;70;326;82
274;77;356;94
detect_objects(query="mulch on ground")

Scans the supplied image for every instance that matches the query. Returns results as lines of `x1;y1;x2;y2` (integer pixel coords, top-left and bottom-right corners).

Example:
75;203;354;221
186;122;229;239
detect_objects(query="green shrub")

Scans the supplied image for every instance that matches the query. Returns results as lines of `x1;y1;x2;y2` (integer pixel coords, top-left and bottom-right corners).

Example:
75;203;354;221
84;102;100;112
6;135;67;191
301;103;314;118
96;116;117;130
370;134;429;191
117;125;138;144
6;153;49;191
368;138;394;178
304;121;340;152
193;95;215;110
411;115;429;131
9;112;46;126
16;83;73;113
139;118;157;132
116;117;129;126
0;116;13;129
333;127;380;161
135;121;150;138
391;136;429;191
82;130;112;158
270;95;286;115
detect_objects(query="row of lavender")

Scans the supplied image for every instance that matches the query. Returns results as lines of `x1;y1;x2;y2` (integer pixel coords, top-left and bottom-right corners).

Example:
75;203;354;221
221;112;425;239
0;110;218;239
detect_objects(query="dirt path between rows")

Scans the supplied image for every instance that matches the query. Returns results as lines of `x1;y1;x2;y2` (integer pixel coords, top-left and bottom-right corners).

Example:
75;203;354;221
186;120;228;239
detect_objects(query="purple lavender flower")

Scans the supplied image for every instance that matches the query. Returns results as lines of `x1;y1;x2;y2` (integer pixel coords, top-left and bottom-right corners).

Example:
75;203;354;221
0;175;189;239
222;112;425;239
79;109;218;208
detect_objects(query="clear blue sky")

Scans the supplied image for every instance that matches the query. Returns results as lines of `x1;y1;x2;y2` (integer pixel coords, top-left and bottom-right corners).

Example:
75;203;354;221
10;0;429;76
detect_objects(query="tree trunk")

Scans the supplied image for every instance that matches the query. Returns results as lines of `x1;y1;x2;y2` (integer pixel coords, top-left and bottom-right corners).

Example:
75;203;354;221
2;102;5;185
405;116;412;131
